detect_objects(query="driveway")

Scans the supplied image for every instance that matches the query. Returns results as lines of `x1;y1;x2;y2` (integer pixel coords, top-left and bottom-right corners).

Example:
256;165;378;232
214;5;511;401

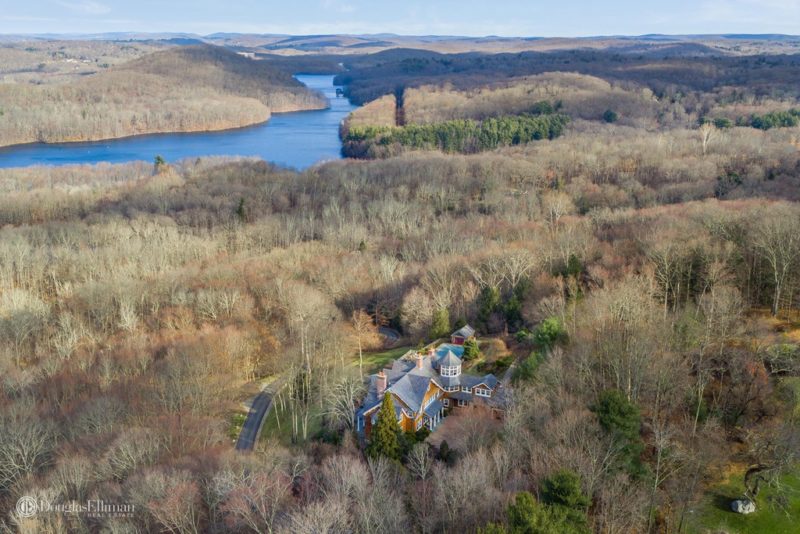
235;378;284;451
379;326;401;345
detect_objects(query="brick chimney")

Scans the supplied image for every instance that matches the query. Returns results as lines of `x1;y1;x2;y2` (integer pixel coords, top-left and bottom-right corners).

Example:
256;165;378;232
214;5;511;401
376;370;387;397
416;353;424;369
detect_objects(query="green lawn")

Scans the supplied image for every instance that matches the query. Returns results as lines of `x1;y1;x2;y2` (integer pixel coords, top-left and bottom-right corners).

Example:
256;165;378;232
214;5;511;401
781;377;800;418
259;400;326;448
687;468;800;534
356;345;413;374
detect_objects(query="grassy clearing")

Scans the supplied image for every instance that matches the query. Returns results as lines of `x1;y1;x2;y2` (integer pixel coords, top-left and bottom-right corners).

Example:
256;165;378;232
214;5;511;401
259;400;326;448
469;338;513;375
782;377;800;418
356;345;414;374
687;468;800;534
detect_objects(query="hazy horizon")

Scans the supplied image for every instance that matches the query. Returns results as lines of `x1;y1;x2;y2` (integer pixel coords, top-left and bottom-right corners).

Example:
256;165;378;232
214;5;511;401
2;0;799;38
3;31;800;39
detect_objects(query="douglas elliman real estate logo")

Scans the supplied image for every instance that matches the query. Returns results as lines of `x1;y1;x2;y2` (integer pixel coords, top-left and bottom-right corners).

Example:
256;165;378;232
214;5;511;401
15;495;135;519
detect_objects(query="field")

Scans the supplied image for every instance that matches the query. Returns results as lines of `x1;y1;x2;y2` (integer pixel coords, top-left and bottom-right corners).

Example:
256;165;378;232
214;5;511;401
688;469;800;534
359;345;414;373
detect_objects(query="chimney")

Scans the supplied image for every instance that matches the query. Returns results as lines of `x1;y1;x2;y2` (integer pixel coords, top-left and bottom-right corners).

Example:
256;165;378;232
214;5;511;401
376;370;387;397
428;347;435;357
416;353;424;369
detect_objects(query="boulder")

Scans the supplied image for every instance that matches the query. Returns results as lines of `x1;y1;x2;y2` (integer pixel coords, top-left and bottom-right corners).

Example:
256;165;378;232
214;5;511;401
730;499;756;514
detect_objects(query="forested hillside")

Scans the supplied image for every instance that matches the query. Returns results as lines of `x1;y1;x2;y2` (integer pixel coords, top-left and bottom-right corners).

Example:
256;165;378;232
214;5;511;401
334;48;800;106
339;53;800;159
0;33;799;534
1;113;799;531
0;45;327;147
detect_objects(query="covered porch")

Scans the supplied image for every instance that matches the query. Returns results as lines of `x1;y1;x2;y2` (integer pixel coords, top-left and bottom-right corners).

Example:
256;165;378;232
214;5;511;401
423;399;445;431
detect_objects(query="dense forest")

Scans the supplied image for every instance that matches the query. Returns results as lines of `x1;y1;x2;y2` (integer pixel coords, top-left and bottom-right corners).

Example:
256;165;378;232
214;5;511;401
1;112;799;532
333;47;800;106
0;45;326;147
342;113;569;157
0;34;799;533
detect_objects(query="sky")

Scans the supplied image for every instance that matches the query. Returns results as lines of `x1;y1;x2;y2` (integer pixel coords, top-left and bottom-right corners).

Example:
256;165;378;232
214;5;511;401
0;0;798;37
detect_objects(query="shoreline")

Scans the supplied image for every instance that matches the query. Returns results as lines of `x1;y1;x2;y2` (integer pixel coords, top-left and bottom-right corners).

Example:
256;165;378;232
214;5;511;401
0;100;330;151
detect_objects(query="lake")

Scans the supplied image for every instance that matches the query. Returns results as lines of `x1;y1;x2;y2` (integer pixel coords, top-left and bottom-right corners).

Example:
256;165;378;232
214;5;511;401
0;74;357;170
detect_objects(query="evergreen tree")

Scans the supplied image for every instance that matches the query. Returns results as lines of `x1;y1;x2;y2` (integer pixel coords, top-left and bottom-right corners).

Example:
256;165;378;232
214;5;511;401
541;469;590;509
533;317;566;350
236;198;247;222
478;286;501;327
592;389;646;477
463;338;481;360
430;308;451;339
367;394;401;460
153;154;166;173
479;491;589;534
602;109;619;123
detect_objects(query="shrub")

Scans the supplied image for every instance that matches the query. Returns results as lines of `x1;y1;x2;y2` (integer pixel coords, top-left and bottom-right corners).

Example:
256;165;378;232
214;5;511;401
533;317;566;349
513;351;545;382
603;109;619;123
463;339;481;360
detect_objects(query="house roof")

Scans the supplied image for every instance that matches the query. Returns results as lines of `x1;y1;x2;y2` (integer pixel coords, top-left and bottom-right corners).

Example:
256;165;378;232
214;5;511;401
357;336;503;423
438;375;461;388
434;343;464;359
424;399;444;419
452;324;476;338
440;350;462;368
389;373;432;413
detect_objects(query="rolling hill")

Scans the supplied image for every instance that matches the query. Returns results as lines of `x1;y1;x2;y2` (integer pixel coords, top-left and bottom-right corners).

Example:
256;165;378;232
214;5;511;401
0;45;327;147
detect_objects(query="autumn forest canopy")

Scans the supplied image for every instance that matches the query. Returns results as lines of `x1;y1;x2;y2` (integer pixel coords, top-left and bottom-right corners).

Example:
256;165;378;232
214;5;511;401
0;33;800;533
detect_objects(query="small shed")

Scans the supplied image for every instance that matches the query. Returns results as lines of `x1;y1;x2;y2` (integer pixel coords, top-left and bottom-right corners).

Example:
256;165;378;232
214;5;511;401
450;325;476;345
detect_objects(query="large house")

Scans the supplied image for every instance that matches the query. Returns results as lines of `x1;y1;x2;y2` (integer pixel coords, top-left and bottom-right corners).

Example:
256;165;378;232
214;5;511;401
356;326;505;437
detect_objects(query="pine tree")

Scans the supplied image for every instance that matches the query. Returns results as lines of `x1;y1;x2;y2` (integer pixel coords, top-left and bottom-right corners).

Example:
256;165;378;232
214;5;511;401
463;338;480;360
236;198;247;222
367;394;401;460
430;308;451;339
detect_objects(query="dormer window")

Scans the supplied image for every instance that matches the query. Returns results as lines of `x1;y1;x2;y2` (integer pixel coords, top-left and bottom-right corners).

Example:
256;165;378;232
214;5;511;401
441;365;461;377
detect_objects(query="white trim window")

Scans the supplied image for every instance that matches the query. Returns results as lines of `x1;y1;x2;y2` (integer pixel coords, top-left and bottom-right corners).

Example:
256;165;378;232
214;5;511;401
457;399;466;407
443;398;450;407
446;385;459;392
441;365;461;377
461;386;470;393
475;387;491;397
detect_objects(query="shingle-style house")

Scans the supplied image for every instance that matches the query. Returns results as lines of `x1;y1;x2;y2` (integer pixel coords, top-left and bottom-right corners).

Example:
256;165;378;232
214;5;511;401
450;324;476;345
356;325;504;437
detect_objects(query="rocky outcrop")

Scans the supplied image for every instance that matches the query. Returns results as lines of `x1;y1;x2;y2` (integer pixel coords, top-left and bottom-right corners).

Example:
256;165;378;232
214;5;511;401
730;499;756;514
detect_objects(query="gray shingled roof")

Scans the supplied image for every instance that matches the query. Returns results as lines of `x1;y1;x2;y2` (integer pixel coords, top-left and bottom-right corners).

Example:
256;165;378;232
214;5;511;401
434;343;464;360
452;324;476;338
357;336;503;426
449;391;473;401
388;373;432;413
438;375;461;388
440;350;462;368
424;399;444;419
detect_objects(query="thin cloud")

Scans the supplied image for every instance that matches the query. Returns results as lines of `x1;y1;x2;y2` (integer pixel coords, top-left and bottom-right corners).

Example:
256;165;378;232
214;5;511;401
56;0;112;15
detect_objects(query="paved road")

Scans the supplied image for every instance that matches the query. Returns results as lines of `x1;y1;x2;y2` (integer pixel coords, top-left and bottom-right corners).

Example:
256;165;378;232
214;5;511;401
235;379;284;451
379;326;401;345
